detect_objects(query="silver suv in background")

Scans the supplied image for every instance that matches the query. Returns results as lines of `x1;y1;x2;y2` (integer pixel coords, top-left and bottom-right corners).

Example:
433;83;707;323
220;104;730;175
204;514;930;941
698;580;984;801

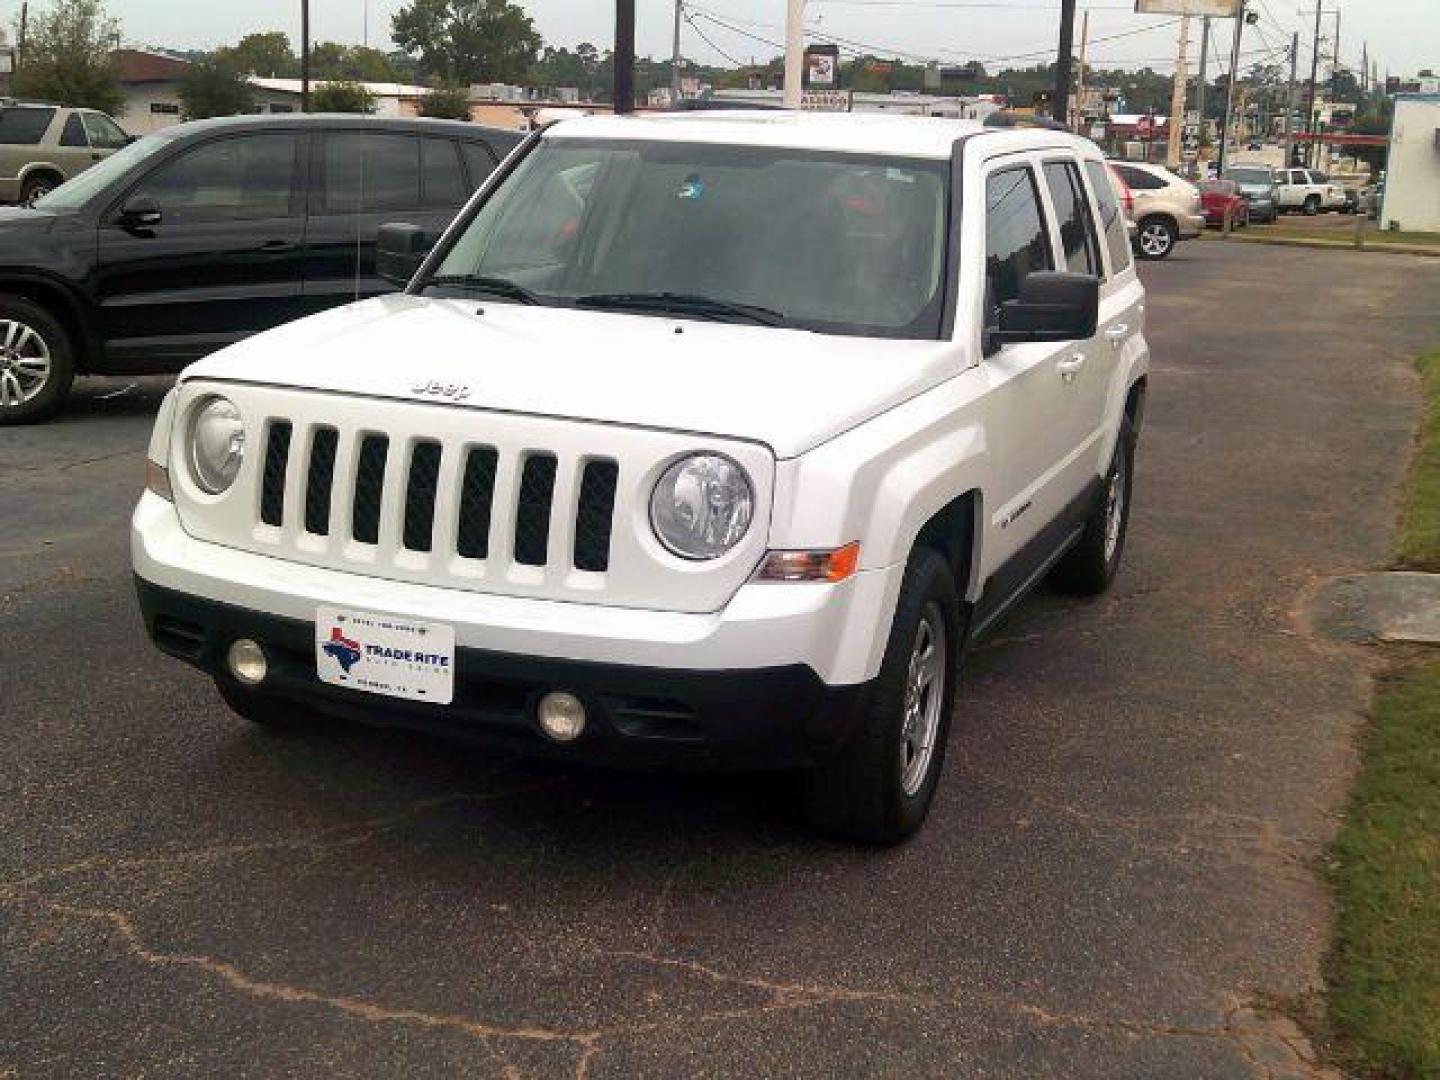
0;102;131;205
1109;161;1205;260
1223;163;1280;224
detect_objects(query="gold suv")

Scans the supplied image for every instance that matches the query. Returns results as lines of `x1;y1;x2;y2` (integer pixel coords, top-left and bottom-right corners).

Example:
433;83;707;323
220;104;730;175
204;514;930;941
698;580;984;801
0;102;130;206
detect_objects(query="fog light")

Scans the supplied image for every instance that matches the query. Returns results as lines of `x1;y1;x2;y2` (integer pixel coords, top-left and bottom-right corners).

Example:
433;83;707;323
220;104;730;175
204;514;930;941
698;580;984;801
227;639;268;687
537;691;586;742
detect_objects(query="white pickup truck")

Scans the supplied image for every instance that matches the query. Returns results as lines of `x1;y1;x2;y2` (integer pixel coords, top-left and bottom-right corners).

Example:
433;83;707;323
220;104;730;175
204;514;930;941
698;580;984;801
1274;167;1347;215
133;112;1150;843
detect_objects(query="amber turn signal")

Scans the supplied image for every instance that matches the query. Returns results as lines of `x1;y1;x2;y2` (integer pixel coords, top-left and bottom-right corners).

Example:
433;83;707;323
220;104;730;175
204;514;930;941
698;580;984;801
756;542;861;583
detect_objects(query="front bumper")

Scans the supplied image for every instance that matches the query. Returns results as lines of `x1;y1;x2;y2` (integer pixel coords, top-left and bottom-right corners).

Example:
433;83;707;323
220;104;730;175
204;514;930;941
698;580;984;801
132;493;891;767
136;577;871;768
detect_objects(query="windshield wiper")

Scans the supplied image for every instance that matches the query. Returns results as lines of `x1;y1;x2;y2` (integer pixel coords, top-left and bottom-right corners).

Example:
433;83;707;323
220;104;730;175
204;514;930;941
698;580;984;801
574;291;785;327
425;275;542;305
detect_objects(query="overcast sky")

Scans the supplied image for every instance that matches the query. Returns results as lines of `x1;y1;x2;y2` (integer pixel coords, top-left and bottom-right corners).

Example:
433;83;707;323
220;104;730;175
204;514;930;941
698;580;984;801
102;0;1435;80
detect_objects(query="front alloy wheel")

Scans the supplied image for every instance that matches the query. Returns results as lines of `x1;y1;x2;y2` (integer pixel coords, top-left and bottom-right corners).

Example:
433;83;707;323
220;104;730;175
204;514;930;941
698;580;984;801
900;603;947;798
0;320;52;409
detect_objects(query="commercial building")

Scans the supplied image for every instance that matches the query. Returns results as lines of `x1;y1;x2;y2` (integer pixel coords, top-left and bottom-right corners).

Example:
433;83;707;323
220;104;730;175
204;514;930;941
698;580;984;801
1380;94;1440;233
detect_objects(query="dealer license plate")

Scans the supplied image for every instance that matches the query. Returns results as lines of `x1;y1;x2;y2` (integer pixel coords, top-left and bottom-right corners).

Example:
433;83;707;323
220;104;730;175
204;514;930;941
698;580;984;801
315;606;455;705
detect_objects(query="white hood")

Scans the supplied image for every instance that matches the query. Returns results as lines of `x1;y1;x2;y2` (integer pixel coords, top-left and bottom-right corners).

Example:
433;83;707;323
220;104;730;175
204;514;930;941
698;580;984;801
184;296;958;459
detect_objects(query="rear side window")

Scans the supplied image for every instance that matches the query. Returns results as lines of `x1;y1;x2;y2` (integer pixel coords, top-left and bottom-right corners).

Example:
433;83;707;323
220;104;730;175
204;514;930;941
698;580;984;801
321;132;422;214
985;166;1053;314
420;138;466;208
61;114;88;148
133;134;299;222
83;112;130;150
1084;160;1133;276
1042;161;1099;276
460;141;498;191
0;107;56;144
1116;164;1165;191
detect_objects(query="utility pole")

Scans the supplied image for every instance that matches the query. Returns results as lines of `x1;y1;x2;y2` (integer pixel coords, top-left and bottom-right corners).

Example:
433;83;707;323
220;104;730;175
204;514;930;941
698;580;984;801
1166;16;1191;169
1074;8;1090;132
1283;31;1299;167
671;0;684;107
17;1;27;68
1196;15;1211;160
300;0;311;113
1360;41;1367;94
615;0;636;114
1217;0;1246;173
1306;3;1322;166
1054;0;1077;127
784;0;805;109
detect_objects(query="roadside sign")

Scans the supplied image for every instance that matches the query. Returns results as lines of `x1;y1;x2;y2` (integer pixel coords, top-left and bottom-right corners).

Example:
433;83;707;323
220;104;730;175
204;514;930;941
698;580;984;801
1135;0;1240;15
801;90;853;112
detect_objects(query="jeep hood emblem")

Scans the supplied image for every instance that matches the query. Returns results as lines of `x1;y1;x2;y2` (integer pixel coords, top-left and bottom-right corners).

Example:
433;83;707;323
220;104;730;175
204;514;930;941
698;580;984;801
412;380;471;401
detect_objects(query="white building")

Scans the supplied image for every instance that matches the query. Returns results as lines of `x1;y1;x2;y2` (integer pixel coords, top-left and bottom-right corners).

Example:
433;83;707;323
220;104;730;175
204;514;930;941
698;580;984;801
1381;95;1440;233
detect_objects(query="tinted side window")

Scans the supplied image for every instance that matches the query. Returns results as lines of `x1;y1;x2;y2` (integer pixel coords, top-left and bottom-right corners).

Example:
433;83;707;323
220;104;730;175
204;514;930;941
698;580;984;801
133;134;299;222
83;112;130;150
1043;161;1099;276
0;108;57;144
1117;165;1164;191
61;114;88;148
985;166;1053;314
322;132;422;214
1084;160;1132;276
420;138;466;208
460;142;498;191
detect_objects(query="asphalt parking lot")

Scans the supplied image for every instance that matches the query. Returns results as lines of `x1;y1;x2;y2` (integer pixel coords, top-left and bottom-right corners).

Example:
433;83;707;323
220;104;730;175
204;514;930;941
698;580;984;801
3;241;1439;1078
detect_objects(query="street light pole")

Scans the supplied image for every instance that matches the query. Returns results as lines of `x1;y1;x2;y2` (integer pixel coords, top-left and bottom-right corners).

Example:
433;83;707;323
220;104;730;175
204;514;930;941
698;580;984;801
1216;0;1246;174
300;0;311;113
784;0;806;109
671;0;684;108
615;0;636;115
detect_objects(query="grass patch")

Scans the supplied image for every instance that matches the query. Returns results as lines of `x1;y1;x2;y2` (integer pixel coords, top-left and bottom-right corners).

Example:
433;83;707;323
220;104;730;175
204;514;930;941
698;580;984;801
1243;226;1440;248
1397;351;1440;572
1326;349;1440;1077
1328;663;1440;1077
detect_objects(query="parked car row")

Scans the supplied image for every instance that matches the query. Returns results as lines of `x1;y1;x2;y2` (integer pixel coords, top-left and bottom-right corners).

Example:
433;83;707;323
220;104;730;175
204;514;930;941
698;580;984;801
1107;161;1205;260
0;115;522;422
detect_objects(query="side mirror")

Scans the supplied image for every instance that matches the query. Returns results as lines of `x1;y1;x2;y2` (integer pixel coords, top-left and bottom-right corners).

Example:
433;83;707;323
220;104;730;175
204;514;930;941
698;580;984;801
119;196;162;230
376;222;433;288
990;272;1100;348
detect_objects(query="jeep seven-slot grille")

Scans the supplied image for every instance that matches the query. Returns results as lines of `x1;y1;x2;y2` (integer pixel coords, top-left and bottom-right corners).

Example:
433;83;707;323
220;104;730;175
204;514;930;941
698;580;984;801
267;419;618;574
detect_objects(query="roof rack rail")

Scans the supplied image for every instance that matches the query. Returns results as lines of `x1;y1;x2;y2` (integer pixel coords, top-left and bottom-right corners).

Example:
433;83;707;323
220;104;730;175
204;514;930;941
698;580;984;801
984;111;1071;133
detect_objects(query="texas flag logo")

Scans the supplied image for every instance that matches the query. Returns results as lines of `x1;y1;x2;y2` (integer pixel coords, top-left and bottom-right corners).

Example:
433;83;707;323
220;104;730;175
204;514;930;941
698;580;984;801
322;627;363;674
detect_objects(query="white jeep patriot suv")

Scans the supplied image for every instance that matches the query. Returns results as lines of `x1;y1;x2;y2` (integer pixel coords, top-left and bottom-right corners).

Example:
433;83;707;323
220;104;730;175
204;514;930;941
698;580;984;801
133;112;1150;843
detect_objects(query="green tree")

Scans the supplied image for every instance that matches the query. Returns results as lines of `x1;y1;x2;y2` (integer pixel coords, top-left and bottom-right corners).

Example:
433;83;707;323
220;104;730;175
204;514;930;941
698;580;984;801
311;80;377;114
419;83;471;119
178;54;256;119
310;42;402;83
11;0;124;115
219;31;297;78
391;0;541;85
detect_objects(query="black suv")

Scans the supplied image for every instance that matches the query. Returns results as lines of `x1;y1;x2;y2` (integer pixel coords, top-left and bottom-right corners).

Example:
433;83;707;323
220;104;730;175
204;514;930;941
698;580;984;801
0;114;523;424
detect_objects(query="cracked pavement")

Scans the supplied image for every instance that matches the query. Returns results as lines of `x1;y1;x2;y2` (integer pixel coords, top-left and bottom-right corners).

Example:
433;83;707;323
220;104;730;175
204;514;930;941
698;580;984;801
3;244;1439;1077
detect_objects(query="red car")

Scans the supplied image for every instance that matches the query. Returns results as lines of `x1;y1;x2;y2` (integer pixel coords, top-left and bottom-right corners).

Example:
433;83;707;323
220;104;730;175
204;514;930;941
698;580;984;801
1200;179;1250;228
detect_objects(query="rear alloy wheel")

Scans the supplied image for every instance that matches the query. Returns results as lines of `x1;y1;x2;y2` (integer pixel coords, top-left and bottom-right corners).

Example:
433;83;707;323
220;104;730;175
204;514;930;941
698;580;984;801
802;548;961;845
0;296;75;426
1050;416;1136;596
1135;216;1178;260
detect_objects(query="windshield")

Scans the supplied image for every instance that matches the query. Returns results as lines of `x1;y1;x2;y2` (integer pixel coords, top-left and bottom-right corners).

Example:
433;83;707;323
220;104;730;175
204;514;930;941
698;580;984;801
1226;168;1271;186
34;133;171;212
423;139;952;339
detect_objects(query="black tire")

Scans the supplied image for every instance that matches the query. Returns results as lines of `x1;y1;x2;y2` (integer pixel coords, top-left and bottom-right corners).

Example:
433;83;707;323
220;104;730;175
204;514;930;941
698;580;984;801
1303;195;1321;216
214;676;327;732
0;294;76;426
1050;416;1137;596
802;549;962;845
1135;216;1178;260
20;173;59;207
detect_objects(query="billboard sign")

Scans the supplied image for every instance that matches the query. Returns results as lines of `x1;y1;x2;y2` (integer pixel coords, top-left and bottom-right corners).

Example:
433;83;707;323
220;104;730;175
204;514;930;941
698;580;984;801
1134;0;1240;15
804;45;840;90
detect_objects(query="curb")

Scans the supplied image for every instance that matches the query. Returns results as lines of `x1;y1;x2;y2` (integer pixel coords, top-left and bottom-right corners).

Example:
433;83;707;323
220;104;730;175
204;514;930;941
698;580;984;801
1200;232;1440;258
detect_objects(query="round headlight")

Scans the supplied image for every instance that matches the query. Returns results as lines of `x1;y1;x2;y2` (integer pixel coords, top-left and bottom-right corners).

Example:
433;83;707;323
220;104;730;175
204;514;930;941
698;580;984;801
189;396;245;494
650;454;754;560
